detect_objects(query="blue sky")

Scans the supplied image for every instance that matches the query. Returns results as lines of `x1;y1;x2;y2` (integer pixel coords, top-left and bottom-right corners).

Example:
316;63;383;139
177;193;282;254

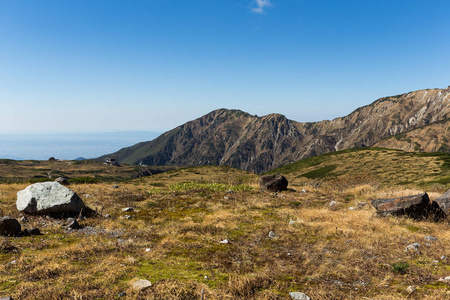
1;0;449;134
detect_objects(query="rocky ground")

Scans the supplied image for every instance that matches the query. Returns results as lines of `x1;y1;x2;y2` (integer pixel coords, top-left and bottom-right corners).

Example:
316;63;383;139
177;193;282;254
0;163;450;299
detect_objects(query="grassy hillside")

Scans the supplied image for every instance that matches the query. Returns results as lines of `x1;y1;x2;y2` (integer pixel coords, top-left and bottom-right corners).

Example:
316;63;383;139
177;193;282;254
0;159;176;184
1;154;450;299
266;148;450;190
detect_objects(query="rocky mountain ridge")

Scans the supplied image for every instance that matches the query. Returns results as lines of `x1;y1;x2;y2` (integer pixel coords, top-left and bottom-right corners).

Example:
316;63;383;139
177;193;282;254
100;86;450;173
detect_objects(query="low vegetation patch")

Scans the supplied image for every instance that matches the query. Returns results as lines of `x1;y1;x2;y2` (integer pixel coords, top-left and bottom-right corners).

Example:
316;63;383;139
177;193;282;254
0;153;449;299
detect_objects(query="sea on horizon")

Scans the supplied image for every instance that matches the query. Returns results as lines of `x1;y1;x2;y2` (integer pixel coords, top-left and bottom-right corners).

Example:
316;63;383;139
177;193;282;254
0;131;161;161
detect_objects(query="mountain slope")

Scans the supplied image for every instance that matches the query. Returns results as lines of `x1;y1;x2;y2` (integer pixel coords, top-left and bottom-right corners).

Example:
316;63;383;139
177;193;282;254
100;86;450;173
374;118;450;152
266;147;450;188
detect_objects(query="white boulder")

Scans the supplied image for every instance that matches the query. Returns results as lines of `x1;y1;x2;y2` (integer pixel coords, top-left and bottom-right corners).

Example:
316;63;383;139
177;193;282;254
17;182;85;215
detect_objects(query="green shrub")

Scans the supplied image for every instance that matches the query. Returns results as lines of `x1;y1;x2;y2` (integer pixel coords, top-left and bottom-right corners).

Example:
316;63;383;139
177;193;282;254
392;261;409;274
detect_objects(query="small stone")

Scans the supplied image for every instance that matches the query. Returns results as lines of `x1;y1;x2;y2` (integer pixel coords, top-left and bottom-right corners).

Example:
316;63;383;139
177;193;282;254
406;286;416;294
268;231;275;238
219;239;229;244
132;279;152;291
66;218;81;230
425;236;438;241
20;216;29;223
289;220;296;225
0;297;14;300
113;185;119;188
118;292;127;298
226;189;234;193
104;214;111;218
349;207;357;210
439;276;450;284
122;207;134;212
26;228;41;235
7;260;16;266
289;292;311;300
441;256;447;260
301;189;306;193
405;243;420;252
224;196;230;200
204;275;208;279
145;248;151;252
124;215;132;220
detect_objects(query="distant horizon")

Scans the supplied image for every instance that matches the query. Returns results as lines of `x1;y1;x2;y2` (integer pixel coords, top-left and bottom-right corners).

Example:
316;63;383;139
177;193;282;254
0;131;162;160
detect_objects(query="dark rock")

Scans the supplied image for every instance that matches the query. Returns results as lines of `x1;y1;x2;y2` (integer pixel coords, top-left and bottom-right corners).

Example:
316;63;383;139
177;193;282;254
259;175;288;192
118;292;127;298
0;297;14;300
26;228;41;235
0;217;21;237
434;189;450;215
371;193;432;219
66;218;81;230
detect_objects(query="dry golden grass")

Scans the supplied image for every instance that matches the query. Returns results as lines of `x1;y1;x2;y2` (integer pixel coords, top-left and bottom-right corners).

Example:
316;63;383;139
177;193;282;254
0;160;450;299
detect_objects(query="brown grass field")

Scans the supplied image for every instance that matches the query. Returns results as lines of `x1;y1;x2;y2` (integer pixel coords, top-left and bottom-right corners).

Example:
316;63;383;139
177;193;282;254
1;149;450;299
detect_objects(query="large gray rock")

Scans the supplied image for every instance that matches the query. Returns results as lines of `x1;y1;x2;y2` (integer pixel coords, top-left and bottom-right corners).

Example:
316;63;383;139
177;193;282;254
434;189;450;215
0;217;21;236
17;182;85;215
259;175;288;192
371;193;431;219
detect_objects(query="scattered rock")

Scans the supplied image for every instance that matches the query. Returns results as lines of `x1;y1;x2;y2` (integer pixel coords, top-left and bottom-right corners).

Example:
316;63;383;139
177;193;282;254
132;279;152;291
406;285;416;294
0;296;14;300
349;207;357;210
404;243;420;253
117;292;127;298
7;260;16;266
219;239;229;244
434;189;450;215
122;207;134;212
66;218;81;230
425;236;437;241
268;231;275;238
112;185;119;189
357;202;367;208
289;220;296;225
439;276;450;284
19;216;29;223
259;175;288;192
442;256;447;260
145;248;151;252
289;292;311;300
124;215;132;220
224;196;230;200
16;182;85;215
24;228;41;236
0;217;21;237
371;193;432;219
226;189;234;193
104;214;111;218
301;189;306;193
55;177;69;185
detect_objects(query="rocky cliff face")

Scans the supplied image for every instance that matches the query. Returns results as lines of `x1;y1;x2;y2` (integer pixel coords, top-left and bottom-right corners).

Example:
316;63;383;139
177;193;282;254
100;86;450;173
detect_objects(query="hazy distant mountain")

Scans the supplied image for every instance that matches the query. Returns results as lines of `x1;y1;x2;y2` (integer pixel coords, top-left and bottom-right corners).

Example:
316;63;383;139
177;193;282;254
99;86;450;173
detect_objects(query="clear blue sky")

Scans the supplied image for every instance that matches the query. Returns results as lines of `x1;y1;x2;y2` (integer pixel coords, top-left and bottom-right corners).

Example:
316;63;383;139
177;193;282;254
1;0;449;134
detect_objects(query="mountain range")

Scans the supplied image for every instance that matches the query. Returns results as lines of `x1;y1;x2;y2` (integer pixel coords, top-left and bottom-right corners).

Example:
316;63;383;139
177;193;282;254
99;86;450;173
